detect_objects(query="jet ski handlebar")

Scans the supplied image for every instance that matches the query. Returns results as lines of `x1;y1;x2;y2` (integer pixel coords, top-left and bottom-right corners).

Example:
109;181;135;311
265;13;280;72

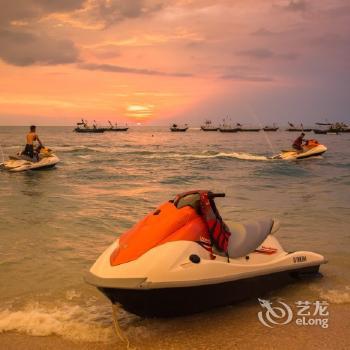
208;192;225;198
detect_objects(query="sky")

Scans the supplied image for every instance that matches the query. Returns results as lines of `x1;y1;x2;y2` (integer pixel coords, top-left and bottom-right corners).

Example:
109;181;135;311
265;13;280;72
0;0;349;126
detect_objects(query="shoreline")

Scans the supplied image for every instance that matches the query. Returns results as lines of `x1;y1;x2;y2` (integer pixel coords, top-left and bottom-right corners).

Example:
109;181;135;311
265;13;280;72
1;304;349;350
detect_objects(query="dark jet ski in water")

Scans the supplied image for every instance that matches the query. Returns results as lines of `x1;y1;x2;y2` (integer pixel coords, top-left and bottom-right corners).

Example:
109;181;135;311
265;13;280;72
85;191;326;317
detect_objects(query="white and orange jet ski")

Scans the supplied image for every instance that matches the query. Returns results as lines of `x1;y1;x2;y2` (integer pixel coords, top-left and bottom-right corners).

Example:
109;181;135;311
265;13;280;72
85;191;326;317
1;147;59;172
272;139;327;160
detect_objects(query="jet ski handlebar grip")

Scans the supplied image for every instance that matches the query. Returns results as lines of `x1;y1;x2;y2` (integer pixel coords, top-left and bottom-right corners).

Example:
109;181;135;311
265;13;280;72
209;193;225;198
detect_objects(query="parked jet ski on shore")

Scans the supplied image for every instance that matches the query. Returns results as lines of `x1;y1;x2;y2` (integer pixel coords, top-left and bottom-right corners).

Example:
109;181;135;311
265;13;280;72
85;190;326;317
1;146;59;172
272;139;327;160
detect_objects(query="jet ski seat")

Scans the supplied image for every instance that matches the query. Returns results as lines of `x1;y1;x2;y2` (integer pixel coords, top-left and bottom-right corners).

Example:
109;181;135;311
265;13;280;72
174;191;274;258
227;218;274;258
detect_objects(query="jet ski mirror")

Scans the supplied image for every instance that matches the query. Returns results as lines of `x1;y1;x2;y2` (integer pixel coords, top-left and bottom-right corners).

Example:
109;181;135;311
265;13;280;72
208;192;225;199
174;193;201;213
173;191;226;215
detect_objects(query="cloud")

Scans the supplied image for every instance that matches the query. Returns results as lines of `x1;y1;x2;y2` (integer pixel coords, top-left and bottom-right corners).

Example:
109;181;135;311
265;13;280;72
285;1;307;12
78;62;192;77
0;0;83;66
237;48;298;60
308;33;350;49
0;0;85;26
220;73;274;82
83;0;165;27
251;28;277;36
0;29;79;66
218;65;274;82
322;4;350;18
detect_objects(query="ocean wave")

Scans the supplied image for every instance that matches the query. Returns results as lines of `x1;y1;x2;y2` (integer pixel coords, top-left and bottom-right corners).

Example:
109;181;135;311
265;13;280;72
53;146;105;153
318;287;350;304
0;301;116;342
0;297;150;343
147;152;270;161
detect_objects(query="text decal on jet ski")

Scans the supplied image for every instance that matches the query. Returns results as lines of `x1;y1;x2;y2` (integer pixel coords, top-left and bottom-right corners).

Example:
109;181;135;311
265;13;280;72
293;256;307;263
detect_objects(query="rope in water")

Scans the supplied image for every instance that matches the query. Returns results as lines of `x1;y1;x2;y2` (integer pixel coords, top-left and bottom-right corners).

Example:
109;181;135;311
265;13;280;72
111;303;133;350
0;144;5;165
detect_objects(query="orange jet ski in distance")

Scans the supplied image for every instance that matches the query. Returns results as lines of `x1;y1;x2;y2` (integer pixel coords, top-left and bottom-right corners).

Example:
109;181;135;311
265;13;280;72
85;191;326;317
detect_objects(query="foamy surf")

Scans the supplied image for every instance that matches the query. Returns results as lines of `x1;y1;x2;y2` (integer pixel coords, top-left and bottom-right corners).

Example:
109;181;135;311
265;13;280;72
0;299;150;343
147;152;270;161
0;302;113;342
319;287;350;304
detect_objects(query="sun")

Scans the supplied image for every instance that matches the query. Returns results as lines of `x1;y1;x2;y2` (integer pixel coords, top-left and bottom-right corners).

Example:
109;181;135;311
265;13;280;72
126;104;155;119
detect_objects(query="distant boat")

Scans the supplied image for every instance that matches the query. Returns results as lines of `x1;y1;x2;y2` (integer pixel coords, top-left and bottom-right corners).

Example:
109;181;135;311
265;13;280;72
263;124;279;131
74;128;104;133
329;122;349;133
238;127;261;132
201;120;219;131
102;120;129;132
219;127;240;133
286;122;312;132
313;122;350;134
74;119;105;133
236;123;261;132
286;128;312;132
170;124;188;132
313;129;328;134
218;118;239;132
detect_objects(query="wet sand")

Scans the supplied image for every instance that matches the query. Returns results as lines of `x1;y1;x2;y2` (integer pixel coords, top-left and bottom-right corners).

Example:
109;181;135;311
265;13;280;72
1;303;349;350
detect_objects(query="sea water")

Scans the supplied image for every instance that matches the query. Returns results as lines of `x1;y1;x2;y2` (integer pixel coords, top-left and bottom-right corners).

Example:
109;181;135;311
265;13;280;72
0;126;349;349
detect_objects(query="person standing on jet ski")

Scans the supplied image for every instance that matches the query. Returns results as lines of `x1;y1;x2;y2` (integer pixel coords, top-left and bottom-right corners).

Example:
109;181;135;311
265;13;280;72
22;125;43;161
293;132;305;152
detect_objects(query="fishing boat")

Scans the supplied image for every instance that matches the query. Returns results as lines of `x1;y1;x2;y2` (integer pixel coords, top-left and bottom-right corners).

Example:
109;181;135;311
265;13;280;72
102;121;129;132
170;124;188;132
219;118;239;132
263;124;279;131
238;127;261;132
219;126;239;133
329;122;349;133
313;129;328;134
286;122;312;132
234;123;261;132
74;119;105;133
201;120;219;131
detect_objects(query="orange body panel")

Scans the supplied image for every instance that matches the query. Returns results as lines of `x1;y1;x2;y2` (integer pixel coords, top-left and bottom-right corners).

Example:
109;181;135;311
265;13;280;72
305;139;319;149
110;201;208;266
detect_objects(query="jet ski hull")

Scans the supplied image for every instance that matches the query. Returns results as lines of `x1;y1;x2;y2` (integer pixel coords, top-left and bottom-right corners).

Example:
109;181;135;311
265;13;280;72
86;236;326;317
273;144;327;160
95;265;320;317
2;155;60;172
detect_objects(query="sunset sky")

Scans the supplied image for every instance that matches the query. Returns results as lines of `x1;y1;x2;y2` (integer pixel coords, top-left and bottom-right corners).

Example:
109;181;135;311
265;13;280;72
0;0;349;125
